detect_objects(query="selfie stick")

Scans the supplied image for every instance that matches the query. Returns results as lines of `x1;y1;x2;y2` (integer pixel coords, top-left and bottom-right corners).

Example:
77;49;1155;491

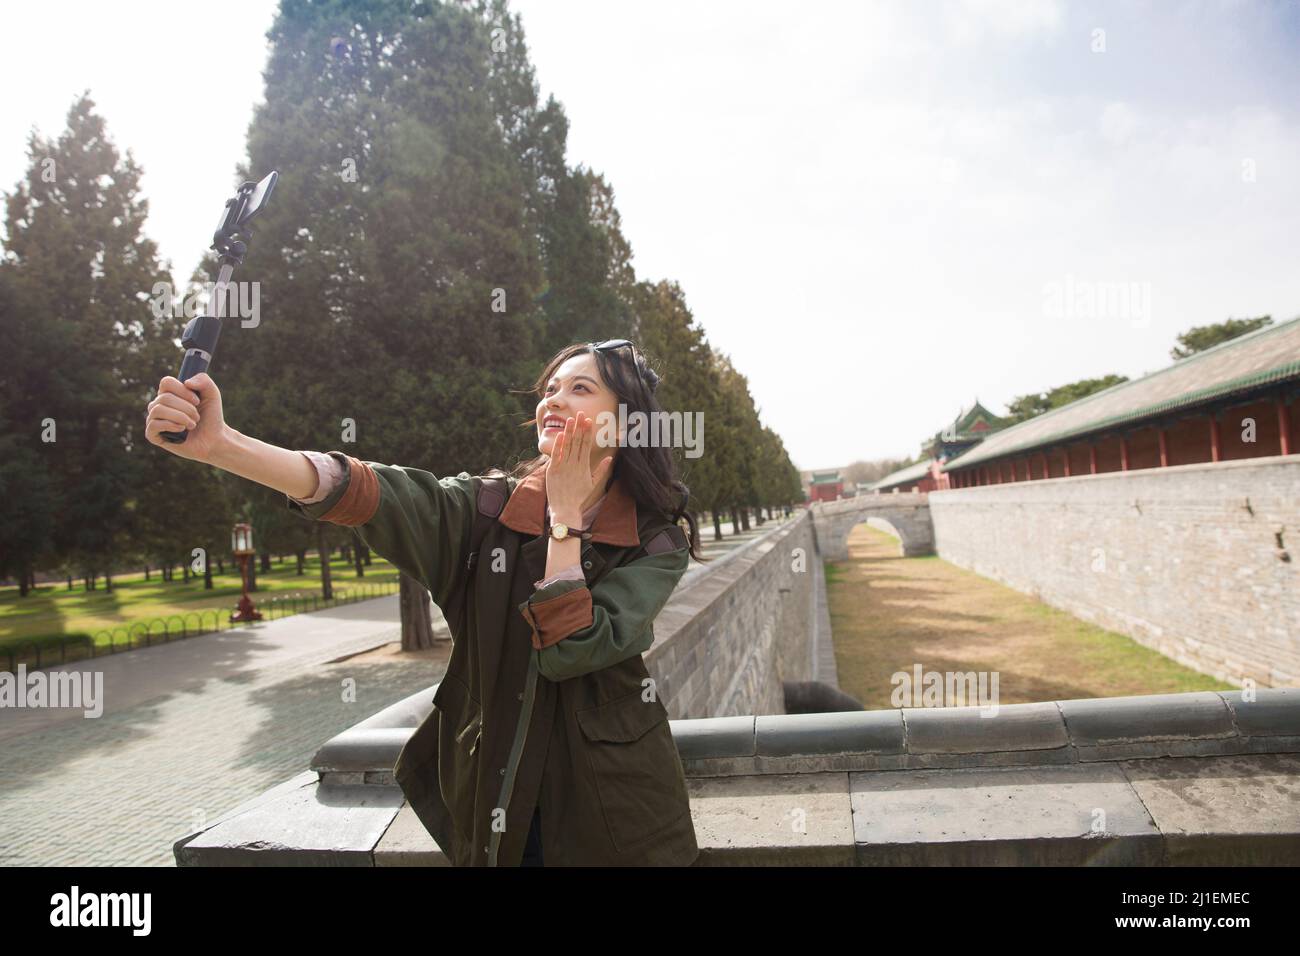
160;170;279;444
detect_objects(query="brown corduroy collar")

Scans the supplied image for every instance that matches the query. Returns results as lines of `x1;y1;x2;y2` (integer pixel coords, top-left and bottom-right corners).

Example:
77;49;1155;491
498;460;640;547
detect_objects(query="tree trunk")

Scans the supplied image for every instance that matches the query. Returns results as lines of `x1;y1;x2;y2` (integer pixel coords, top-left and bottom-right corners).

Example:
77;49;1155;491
216;557;224;575
67;573;73;591
144;564;150;582
353;534;365;577
182;563;190;583
295;549;306;575
19;566;30;597
260;551;271;574
399;571;436;650
316;525;333;600
362;544;371;566
204;561;213;589
712;511;722;541
105;570;113;592
740;507;751;531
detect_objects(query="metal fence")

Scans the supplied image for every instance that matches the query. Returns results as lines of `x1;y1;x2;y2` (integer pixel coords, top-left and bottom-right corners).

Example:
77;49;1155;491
3;580;401;674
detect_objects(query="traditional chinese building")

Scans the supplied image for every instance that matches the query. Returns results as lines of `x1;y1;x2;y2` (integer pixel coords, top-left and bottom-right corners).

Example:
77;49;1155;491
871;401;1009;493
806;470;845;502
943;316;1300;486
923;401;1008;464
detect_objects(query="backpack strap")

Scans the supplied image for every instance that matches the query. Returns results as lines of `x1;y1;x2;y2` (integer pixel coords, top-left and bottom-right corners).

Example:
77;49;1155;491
627;521;690;563
465;475;510;573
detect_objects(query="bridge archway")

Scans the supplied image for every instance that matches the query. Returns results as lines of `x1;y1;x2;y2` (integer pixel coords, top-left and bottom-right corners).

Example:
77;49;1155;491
811;493;934;560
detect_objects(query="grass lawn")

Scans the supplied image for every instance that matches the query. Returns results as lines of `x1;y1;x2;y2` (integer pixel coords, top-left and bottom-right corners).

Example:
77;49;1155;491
0;552;399;657
827;524;1235;710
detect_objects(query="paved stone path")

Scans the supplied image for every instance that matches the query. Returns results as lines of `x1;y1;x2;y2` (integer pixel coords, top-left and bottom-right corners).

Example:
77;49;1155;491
0;597;446;866
0;513;789;866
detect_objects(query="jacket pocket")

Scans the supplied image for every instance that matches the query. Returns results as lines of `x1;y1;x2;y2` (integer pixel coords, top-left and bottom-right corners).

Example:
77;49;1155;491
433;673;482;842
576;691;688;851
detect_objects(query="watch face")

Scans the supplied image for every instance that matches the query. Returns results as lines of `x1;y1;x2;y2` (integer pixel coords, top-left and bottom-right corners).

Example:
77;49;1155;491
551;523;568;539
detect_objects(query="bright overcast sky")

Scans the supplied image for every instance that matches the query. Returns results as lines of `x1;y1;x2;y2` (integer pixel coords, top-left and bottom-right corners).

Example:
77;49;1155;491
3;0;1298;470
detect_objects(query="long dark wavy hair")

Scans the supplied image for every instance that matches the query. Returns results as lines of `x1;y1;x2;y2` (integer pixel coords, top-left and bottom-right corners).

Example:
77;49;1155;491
494;341;707;563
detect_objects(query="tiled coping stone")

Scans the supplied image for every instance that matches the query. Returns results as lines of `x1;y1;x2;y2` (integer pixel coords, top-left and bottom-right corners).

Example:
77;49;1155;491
174;687;1300;865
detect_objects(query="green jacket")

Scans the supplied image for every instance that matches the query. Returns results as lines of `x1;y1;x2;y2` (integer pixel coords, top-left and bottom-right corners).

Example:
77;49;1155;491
285;451;699;866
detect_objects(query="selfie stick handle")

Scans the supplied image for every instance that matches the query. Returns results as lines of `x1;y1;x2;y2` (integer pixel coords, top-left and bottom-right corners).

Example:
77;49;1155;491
160;262;236;444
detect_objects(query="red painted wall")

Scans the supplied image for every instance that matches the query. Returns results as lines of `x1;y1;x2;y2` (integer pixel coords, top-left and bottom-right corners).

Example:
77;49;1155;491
948;394;1299;485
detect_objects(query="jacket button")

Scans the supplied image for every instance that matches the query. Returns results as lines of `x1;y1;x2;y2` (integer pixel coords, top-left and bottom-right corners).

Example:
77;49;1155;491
500;767;506;775
583;560;593;569
517;692;524;701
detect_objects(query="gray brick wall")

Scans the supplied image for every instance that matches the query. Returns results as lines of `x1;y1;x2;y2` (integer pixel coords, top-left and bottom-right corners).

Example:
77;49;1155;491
648;515;817;718
929;455;1300;687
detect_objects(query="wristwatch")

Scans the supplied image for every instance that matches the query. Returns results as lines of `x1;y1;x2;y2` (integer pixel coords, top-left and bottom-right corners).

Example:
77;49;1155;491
549;521;586;542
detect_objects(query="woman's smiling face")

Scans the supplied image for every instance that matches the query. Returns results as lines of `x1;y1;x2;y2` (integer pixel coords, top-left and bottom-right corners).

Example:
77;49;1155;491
536;352;620;466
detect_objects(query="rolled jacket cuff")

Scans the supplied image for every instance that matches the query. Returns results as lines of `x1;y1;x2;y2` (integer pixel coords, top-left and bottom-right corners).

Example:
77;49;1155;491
318;453;380;525
518;580;593;650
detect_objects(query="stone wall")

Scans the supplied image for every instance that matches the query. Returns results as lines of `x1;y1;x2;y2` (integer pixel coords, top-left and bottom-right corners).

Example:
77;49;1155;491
649;512;818;718
929;454;1300;687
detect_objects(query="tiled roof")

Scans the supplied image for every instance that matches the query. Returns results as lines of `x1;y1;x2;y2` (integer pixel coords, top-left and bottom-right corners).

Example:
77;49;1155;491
944;316;1300;471
871;459;930;490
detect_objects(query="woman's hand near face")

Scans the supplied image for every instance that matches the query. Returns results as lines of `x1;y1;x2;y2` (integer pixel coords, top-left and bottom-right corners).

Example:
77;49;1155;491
546;410;613;527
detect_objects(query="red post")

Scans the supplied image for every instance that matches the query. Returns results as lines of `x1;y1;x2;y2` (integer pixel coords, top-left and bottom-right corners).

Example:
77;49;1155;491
1158;428;1169;467
1279;399;1293;456
1210;416;1222;462
1120;435;1129;471
1089;444;1098;474
1063;448;1071;477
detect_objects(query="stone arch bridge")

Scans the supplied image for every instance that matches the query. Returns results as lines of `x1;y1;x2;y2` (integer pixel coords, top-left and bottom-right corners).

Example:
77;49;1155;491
810;492;934;559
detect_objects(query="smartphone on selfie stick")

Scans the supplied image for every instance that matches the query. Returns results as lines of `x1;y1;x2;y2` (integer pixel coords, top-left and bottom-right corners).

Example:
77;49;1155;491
160;170;279;444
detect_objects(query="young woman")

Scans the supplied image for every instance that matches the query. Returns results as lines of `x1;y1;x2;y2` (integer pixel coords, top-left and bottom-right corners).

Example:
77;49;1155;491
145;339;706;866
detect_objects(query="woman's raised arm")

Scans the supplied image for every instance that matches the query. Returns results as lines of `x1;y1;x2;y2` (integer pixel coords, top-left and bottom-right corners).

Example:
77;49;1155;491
147;370;477;609
145;372;319;500
284;454;478;610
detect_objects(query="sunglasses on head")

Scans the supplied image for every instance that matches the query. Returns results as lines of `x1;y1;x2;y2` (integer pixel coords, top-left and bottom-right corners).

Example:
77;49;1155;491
590;338;635;355
588;338;648;383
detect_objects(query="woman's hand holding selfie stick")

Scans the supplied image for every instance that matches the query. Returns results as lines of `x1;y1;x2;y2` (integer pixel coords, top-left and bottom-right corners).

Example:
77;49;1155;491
158;171;277;446
144;170;320;502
